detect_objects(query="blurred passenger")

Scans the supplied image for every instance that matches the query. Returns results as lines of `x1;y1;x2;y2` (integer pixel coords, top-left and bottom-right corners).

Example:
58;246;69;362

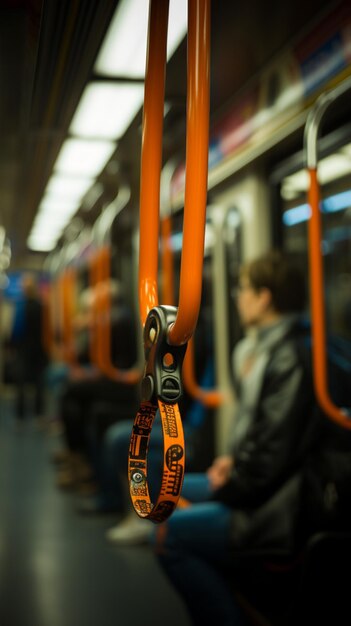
152;250;321;626
10;273;47;424
54;280;139;489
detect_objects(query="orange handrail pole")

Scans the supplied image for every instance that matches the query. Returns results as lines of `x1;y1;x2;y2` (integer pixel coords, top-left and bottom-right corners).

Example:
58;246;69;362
95;244;141;384
182;338;223;407
139;0;169;324
104;246;141;384
139;0;211;348
62;268;78;366
304;77;351;428
169;0;211;345
57;272;71;365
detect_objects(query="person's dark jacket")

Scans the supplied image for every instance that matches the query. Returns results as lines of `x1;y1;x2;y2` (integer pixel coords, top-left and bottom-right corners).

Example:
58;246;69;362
213;318;322;552
13;295;48;378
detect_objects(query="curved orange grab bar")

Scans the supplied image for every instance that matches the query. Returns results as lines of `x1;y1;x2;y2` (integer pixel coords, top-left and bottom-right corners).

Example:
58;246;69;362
182;338;223;407
169;0;211;346
139;0;169;324
139;0;211;347
304;76;351;429
56;269;77;366
307;170;351;429
161;214;223;407
93;245;141;384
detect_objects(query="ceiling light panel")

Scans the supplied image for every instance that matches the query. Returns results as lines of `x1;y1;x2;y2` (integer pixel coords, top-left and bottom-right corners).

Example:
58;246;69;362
38;195;81;216
69;82;144;140
55;138;116;177
46;175;94;200
94;0;187;78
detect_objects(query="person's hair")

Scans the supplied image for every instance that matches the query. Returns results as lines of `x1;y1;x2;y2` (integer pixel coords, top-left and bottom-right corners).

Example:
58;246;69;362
240;250;306;313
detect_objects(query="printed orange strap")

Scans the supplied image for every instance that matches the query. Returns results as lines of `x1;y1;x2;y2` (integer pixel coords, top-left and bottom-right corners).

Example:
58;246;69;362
128;399;185;522
128;306;187;522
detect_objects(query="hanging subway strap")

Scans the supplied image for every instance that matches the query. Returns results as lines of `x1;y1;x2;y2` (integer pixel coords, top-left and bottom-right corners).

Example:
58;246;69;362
129;0;211;524
129;305;187;522
129;400;185;522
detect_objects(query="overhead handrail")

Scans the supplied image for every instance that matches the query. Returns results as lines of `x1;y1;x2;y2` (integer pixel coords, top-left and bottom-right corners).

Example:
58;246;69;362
129;0;211;523
139;0;210;344
160;157;222;407
89;187;141;383
304;74;351;429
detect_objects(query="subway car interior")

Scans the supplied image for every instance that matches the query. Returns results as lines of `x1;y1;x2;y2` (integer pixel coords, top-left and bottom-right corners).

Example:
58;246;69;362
1;0;351;624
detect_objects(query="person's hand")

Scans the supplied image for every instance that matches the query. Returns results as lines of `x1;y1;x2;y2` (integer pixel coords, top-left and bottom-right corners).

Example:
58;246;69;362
206;455;234;490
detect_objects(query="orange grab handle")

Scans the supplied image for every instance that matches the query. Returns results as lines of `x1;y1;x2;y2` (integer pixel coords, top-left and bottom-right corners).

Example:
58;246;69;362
161;215;223;407
305;76;351;429
139;0;169;324
307;170;351;429
139;0;211;347
92;246;141;384
56;269;77;366
182;338;223;407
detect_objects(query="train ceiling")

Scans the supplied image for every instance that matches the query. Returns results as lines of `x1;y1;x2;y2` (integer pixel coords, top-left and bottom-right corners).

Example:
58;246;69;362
0;0;340;268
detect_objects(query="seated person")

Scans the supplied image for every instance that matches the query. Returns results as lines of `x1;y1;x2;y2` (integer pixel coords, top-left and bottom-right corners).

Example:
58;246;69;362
53;280;140;489
151;250;322;626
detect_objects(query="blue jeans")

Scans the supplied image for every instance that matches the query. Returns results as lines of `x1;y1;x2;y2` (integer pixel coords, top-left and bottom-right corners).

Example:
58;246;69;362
152;474;247;625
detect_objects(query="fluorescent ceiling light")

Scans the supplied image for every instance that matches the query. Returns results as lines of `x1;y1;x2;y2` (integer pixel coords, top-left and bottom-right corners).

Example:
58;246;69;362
30;190;86;253
27;234;58;252
69;82;144;140
94;0;187;78
38;195;81;214
55;138;116;177
46;174;94;200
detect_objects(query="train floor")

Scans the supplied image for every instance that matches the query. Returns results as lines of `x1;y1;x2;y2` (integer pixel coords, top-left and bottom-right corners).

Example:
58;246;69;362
0;388;190;626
